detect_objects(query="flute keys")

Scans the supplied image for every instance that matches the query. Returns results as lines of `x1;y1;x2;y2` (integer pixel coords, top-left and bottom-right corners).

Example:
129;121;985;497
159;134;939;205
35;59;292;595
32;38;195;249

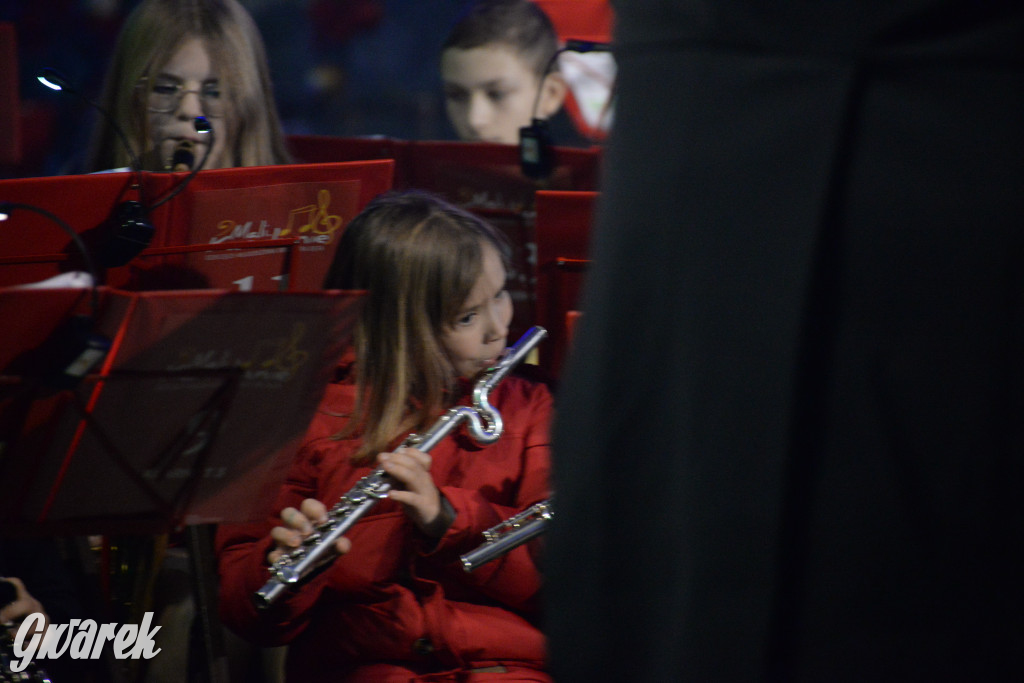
251;327;547;608
277;566;301;585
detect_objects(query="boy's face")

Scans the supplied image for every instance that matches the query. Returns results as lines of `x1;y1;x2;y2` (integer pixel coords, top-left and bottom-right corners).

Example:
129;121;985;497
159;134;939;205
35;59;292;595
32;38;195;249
441;44;553;145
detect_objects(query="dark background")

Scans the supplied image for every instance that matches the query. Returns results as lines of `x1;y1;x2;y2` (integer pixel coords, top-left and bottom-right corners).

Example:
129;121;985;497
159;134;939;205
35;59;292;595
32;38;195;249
1;0;469;177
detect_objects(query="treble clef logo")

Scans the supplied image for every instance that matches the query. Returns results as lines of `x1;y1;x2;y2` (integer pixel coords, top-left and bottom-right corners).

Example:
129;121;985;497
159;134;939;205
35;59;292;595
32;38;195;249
282;189;343;238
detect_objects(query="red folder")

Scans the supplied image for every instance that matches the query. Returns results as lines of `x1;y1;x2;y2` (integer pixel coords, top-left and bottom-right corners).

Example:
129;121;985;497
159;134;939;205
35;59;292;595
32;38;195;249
0;286;364;534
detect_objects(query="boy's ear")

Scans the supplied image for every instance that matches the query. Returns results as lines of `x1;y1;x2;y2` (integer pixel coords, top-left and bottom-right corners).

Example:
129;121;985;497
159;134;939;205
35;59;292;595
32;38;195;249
537;72;568;119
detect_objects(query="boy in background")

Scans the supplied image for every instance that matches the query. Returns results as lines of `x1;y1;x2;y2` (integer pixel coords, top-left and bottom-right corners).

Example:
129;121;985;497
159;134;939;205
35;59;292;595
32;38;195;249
440;0;569;145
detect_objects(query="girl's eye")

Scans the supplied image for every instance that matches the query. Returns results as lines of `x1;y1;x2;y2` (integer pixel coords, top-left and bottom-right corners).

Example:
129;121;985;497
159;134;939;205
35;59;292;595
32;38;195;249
152;82;179;95
456;312;476;326
487;90;508;103
202;85;222;99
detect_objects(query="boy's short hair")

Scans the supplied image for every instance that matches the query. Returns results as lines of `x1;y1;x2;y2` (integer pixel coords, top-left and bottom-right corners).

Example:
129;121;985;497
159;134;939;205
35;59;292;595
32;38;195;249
442;0;559;76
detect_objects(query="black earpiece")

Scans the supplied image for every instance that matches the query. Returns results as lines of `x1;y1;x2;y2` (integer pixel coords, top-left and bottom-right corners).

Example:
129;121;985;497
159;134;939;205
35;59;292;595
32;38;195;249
518;40;613;179
99;199;155;268
519;118;555;180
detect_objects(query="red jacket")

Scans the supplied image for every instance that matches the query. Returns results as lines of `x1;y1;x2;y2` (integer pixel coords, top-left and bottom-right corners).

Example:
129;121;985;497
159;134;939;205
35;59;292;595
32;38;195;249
216;372;553;682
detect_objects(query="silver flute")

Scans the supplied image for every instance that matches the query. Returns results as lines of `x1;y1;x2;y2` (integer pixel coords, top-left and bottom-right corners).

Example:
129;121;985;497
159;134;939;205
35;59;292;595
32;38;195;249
460;497;554;572
254;326;547;608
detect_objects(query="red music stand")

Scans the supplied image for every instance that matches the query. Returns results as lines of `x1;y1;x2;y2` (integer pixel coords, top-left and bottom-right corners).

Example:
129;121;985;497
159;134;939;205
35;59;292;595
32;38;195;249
533;190;598;378
1;285;364;681
106;237;301;292
286;135;412;187
0;171;174;287
0;159;395;292
0;286;363;534
403;140;601;197
161;160;394;291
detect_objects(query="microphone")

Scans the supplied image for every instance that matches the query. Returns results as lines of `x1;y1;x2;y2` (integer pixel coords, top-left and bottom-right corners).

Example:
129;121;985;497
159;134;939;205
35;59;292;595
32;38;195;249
148;116;214;211
171;140;195;172
519;40;614;179
519;117;554;180
109;115;214;258
38;67;155;268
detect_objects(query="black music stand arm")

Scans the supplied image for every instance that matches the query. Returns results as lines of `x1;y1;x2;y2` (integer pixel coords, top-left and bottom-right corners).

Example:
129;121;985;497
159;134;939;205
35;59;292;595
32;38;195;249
188;523;230;683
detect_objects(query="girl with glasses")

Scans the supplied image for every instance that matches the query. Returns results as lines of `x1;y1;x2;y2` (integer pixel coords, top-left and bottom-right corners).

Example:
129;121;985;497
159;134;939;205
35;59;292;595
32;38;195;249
86;0;290;172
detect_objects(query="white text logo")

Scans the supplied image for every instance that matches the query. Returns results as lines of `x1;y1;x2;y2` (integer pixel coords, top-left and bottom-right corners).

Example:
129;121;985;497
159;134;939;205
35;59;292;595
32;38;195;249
10;612;161;673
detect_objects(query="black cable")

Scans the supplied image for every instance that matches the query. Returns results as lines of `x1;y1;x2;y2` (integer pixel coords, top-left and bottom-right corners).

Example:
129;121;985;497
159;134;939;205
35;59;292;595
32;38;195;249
38;68;147;208
0;201;100;316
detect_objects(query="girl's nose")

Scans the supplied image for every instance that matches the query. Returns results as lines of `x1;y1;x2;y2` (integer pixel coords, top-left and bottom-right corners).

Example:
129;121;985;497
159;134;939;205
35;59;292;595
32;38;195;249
177;89;205;119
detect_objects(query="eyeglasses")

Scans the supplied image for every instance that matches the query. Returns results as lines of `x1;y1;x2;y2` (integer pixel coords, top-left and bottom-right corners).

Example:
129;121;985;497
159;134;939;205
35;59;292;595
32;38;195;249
140;77;225;117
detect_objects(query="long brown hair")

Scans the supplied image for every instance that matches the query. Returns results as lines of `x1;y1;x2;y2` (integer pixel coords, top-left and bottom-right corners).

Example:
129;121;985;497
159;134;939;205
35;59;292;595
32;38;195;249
324;191;511;464
86;0;291;172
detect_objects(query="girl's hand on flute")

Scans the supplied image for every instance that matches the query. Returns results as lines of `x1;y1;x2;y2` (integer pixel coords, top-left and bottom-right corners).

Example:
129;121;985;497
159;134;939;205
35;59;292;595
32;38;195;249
379;447;454;538
268;498;352;565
